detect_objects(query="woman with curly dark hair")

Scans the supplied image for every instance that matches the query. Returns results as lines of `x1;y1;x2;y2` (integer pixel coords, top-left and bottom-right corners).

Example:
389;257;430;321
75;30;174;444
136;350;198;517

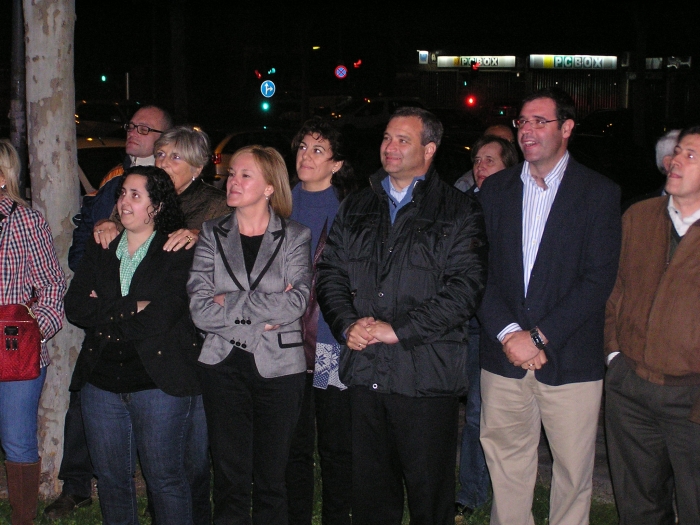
286;117;356;525
65;165;202;525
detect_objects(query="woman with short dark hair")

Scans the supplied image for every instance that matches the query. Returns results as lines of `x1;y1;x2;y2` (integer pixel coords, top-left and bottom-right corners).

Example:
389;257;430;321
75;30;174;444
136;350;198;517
66;165;201;525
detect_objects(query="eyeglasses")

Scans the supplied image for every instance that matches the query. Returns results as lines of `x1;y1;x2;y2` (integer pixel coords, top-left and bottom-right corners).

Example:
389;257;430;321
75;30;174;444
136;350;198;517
512;118;562;130
123;122;163;135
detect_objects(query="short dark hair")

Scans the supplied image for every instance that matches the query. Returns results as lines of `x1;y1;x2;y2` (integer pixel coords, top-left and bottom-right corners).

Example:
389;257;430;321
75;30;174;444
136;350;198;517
117;165;186;234
521;88;576;129
391;107;444;148
471;135;519;168
678;125;700;143
291;116;356;200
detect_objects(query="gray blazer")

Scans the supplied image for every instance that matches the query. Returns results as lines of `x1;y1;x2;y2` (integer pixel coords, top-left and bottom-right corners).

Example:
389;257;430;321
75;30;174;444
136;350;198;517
187;209;312;378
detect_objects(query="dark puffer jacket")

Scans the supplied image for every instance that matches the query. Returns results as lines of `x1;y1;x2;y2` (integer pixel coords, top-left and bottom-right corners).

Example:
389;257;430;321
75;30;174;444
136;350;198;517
316;166;488;397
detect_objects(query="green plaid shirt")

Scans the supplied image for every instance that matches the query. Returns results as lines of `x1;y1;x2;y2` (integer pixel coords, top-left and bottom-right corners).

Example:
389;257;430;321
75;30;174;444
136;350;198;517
116;232;156;296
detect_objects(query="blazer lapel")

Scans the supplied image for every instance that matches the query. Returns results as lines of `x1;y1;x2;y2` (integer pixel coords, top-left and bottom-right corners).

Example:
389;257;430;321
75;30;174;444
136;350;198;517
128;233;165;293
214;214;249;291
249;210;285;290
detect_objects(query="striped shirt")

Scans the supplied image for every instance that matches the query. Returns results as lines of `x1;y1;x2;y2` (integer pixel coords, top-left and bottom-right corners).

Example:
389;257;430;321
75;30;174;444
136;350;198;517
0;197;66;366
497;151;569;342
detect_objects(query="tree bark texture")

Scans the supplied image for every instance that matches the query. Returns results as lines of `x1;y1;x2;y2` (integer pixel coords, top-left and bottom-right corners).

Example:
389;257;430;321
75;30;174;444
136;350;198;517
23;0;82;497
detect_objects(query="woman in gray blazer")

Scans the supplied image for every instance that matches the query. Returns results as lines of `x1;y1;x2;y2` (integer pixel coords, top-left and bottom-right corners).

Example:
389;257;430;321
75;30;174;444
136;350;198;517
187;145;312;524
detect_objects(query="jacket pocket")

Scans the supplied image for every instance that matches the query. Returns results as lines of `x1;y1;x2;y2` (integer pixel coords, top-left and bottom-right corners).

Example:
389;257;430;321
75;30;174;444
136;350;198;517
278;330;303;349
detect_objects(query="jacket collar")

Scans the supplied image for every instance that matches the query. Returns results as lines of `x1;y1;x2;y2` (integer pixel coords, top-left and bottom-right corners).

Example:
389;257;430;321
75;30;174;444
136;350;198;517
213;207;285;290
369;164;439;207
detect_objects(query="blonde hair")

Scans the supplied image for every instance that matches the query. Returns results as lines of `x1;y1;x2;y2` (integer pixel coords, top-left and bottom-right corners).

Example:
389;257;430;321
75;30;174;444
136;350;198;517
230;145;292;218
0;139;28;206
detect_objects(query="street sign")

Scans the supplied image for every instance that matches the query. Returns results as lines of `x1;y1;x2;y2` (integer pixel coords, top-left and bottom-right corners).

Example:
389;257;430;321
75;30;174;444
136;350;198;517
334;65;348;79
261;80;276;98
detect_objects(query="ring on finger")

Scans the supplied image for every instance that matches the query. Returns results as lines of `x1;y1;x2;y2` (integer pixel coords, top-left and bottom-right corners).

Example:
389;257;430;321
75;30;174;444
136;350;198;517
185;235;194;243
96;230;103;234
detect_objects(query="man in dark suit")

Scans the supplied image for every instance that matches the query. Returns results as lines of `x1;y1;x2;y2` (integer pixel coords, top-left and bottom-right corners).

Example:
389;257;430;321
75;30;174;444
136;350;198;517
478;88;621;525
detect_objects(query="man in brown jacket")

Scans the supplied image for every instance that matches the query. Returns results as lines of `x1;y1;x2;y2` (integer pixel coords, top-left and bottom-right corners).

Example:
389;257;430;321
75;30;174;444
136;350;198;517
605;125;700;525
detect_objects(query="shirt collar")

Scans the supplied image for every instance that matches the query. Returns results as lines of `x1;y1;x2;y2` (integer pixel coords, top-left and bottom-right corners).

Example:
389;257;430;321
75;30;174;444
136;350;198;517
667;196;700;236
521;151;570;189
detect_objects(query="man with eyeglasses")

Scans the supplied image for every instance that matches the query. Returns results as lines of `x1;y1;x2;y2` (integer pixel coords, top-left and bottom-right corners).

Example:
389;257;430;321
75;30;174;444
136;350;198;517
48;104;172;520
477;88;621;525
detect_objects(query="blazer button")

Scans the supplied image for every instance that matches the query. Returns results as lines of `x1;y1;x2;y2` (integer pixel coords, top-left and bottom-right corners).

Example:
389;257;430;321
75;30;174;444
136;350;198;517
372;383;378;389
97;332;102;337
235;319;240;325
110;316;114;321
106;335;111;339
157;351;162;355
246;320;251;325
230;339;235;344
120;313;124;318
242;343;247;349
377;291;384;297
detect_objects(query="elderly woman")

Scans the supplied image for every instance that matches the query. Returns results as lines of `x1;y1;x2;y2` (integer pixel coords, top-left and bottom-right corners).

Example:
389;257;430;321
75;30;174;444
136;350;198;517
66;166;201;525
93;125;229;524
0;139;66;524
188;145;311;524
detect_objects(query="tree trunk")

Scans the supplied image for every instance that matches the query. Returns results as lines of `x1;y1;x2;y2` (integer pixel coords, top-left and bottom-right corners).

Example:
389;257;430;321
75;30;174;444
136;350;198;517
23;0;82;497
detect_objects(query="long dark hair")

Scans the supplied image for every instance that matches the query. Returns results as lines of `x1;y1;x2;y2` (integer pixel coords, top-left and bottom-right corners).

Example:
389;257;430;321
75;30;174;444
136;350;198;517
117;166;186;234
291;117;356;201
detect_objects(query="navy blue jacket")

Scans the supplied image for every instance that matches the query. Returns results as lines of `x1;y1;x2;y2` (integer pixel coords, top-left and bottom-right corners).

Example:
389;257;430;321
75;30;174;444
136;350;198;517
478;157;621;386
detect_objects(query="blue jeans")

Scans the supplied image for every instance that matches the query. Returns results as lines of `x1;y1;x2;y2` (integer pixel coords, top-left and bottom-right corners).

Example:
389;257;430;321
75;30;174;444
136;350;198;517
456;319;490;509
81;383;194;525
0;367;47;463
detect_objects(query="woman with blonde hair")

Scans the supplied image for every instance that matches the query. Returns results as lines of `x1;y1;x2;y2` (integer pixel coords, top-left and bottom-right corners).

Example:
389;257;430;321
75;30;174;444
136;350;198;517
0;139;66;524
188;145;311;524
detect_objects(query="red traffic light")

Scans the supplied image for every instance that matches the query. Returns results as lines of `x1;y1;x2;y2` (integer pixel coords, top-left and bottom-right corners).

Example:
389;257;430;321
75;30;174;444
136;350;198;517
254;70;262;80
470;60;480;71
353;59;362;69
465;95;477;107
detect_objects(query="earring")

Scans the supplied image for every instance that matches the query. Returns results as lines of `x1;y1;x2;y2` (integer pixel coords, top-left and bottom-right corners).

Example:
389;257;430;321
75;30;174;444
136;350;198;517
265;195;270;201
191;176;196;182
0;184;5;190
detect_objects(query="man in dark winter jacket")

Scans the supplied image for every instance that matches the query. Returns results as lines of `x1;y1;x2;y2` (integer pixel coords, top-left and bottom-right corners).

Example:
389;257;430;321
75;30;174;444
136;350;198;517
317;107;488;524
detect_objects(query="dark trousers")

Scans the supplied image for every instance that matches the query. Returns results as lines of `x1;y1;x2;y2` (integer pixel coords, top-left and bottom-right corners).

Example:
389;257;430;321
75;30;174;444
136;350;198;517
605;356;700;525
57;391;93;497
286;374;352;525
350;387;458;525
202;348;305;525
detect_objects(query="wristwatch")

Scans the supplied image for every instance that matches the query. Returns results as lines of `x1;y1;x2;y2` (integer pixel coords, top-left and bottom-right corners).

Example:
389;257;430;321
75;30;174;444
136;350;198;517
530;327;547;350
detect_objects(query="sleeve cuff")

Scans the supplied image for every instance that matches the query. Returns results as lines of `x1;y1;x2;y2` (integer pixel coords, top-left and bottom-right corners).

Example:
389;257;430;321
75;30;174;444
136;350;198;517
497;323;522;343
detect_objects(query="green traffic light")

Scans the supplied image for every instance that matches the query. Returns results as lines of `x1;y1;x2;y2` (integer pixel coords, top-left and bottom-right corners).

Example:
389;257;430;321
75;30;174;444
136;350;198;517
101;75;107;82
261;102;270;111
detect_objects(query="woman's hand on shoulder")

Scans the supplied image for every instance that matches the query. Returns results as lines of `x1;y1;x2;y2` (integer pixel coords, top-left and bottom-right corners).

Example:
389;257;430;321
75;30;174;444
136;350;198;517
94;220;118;249
164;228;199;252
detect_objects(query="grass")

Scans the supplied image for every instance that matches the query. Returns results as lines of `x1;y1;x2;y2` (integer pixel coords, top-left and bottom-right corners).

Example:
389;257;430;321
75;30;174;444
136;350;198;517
0;473;619;525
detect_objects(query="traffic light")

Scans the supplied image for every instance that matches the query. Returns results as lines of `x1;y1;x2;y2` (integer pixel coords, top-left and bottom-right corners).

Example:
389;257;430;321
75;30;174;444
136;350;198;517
261;101;270;112
353;59;362;69
267;68;276;75
254;70;262;80
465;95;477;108
470;60;480;72
100;75;107;82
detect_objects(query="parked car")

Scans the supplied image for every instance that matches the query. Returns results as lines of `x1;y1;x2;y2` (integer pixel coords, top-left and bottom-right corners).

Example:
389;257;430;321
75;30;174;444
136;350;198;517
209;127;294;188
75;100;140;138
77;136;125;195
330;96;427;133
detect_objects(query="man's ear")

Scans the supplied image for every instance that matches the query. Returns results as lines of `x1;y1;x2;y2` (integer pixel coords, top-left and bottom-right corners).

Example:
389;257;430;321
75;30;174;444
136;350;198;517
424;142;437;161
561;119;575;139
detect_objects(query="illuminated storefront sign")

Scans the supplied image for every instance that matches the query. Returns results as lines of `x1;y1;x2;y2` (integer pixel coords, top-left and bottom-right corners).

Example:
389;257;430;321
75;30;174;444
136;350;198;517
529;55;617;69
436;56;516;68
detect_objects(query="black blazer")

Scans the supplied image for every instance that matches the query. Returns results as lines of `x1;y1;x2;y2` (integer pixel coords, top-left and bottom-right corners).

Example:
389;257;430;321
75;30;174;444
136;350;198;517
65;231;202;396
478;157;621;386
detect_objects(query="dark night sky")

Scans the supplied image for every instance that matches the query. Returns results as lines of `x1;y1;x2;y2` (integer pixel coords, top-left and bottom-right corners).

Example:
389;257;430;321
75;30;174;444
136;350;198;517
2;1;700;126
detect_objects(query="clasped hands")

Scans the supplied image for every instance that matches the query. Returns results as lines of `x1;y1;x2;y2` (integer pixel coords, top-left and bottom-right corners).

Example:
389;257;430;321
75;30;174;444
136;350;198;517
502;329;548;370
345;317;398;351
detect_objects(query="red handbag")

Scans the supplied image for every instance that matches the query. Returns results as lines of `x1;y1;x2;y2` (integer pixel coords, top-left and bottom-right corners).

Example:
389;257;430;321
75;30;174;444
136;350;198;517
0;301;42;381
